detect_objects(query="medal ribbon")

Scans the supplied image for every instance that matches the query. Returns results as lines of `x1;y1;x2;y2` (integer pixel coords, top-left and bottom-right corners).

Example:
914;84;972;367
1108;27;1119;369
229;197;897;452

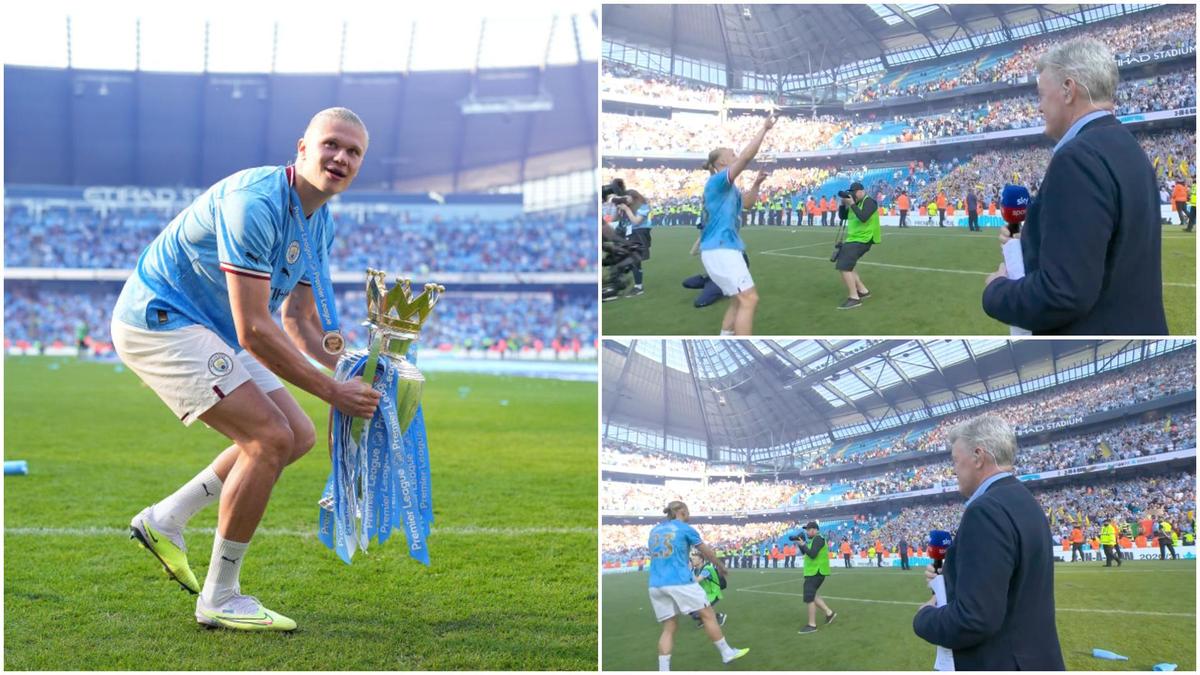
286;166;339;339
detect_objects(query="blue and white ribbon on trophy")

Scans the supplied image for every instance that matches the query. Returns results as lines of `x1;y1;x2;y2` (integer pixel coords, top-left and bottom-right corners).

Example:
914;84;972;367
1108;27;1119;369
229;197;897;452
318;348;433;565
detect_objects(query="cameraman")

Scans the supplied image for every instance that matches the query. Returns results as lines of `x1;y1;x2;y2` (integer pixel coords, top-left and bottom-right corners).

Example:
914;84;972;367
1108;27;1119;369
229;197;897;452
834;181;880;310
791;521;837;634
615;190;652;297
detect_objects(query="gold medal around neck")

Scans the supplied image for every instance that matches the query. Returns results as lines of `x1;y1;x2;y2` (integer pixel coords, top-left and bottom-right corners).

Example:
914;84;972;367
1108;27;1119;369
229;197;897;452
322;331;345;355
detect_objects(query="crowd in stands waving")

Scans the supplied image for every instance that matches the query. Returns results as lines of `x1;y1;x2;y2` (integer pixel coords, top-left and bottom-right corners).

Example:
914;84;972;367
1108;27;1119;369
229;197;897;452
604;69;1194;155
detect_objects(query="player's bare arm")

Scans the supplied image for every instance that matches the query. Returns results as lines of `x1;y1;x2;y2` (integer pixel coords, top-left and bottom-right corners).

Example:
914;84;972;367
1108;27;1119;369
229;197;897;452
281;283;340;372
227;272;378;419
727;113;775;183
742;172;768;210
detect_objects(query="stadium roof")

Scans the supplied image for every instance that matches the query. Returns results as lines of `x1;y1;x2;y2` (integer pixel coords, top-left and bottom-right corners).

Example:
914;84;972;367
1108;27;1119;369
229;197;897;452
602;3;1167;84
4;4;599;193
6;3;599;72
602;339;1194;465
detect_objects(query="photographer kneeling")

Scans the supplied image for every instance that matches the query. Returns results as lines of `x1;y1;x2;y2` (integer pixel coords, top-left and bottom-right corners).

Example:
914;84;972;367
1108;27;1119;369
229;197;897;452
614;190;652;297
833;181;880;310
601;178;642;302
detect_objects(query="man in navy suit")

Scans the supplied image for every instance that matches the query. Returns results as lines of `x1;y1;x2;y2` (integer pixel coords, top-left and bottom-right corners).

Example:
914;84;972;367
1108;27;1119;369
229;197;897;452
981;37;1167;335
912;415;1065;670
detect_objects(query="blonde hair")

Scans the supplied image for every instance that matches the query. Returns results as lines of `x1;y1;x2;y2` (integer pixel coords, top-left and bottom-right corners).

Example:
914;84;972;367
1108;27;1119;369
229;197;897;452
297;107;369;163
704;149;726;174
663;501;688;519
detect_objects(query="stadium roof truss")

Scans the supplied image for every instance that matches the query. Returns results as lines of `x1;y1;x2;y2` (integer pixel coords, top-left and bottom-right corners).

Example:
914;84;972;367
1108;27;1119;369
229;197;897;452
602;3;1165;96
602;339;1194;468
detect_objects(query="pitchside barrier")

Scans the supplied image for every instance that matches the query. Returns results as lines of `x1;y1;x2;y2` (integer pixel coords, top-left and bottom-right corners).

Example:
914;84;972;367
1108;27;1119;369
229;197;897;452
880;205;1190;228
601;546;1197;574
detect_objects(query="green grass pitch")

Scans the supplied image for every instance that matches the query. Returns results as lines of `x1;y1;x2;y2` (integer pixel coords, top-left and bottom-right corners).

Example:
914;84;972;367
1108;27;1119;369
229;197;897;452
602;226;1196;335
4;357;597;670
601;562;1196;671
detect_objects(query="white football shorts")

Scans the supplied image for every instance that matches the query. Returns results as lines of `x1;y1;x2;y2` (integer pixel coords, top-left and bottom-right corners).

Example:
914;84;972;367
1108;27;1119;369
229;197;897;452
649;583;710;622
700;248;754;296
110;320;283;426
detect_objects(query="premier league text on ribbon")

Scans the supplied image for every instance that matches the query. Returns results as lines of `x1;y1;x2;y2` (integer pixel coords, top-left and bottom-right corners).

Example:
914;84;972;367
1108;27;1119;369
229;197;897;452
318;269;444;565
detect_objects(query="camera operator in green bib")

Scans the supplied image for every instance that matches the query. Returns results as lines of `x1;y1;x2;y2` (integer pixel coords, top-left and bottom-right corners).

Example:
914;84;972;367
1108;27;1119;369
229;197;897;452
834;181;881;310
790;521;837;634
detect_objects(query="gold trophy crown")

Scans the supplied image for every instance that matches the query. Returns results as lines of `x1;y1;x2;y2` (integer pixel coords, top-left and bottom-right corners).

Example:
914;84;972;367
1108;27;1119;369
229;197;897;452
365;268;445;336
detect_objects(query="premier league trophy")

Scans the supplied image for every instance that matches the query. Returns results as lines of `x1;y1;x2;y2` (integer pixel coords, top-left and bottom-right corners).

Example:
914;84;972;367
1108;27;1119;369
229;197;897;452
318;269;444;565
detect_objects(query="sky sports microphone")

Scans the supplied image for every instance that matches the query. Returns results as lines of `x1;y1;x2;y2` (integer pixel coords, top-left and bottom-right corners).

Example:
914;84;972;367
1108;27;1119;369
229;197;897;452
928;530;953;572
1000;184;1030;236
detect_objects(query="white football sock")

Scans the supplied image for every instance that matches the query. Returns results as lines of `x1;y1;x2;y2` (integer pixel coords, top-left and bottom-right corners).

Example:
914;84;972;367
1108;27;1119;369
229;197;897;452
720;329;734;336
201;534;248;606
715;638;736;659
658;654;671;671
152;466;222;531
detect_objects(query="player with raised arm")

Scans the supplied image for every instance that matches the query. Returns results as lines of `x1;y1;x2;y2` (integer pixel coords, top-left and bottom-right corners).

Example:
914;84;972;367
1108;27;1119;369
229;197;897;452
114;107;381;631
698;113;775;336
648;500;749;671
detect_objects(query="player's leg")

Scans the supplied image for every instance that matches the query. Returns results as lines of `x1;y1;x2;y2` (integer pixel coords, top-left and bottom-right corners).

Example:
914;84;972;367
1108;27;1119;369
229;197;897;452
806;600;818;628
695;605;746;662
657;616;677;671
193;383;299;630
150;358;315;531
733;287;757;336
720;296;739;335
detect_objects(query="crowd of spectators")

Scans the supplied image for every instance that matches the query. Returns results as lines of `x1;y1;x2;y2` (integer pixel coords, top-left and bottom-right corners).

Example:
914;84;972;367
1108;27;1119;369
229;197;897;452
852;5;1195;103
601;443;709;474
601;479;810;515
604;69;1194;155
601;412;1194;514
989;5;1195;86
602;521;800;566
799;349;1195;470
4;204;597;273
812;413;1195;502
602;471;1196;563
874;472;1195;556
605;127;1194;220
601;62;724;105
4;286;598;353
916;129;1195;208
3;287;120;348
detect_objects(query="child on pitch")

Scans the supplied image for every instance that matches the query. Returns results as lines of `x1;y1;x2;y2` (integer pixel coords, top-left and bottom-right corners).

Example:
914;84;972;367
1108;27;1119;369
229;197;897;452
689;550;727;628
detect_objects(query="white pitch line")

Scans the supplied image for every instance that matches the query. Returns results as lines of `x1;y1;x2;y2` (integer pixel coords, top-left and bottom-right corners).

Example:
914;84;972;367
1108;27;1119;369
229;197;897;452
761;251;1197;287
6;525;595;538
760;242;834;254
737;588;1195;618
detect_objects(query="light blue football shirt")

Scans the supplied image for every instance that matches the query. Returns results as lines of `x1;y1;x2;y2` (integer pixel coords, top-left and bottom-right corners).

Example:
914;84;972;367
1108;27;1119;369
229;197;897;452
113;165;335;350
699;169;744;251
648;519;703;587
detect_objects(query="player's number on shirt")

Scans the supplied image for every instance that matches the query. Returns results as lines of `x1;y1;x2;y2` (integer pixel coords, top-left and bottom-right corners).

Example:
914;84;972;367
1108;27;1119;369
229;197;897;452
649;532;675;559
